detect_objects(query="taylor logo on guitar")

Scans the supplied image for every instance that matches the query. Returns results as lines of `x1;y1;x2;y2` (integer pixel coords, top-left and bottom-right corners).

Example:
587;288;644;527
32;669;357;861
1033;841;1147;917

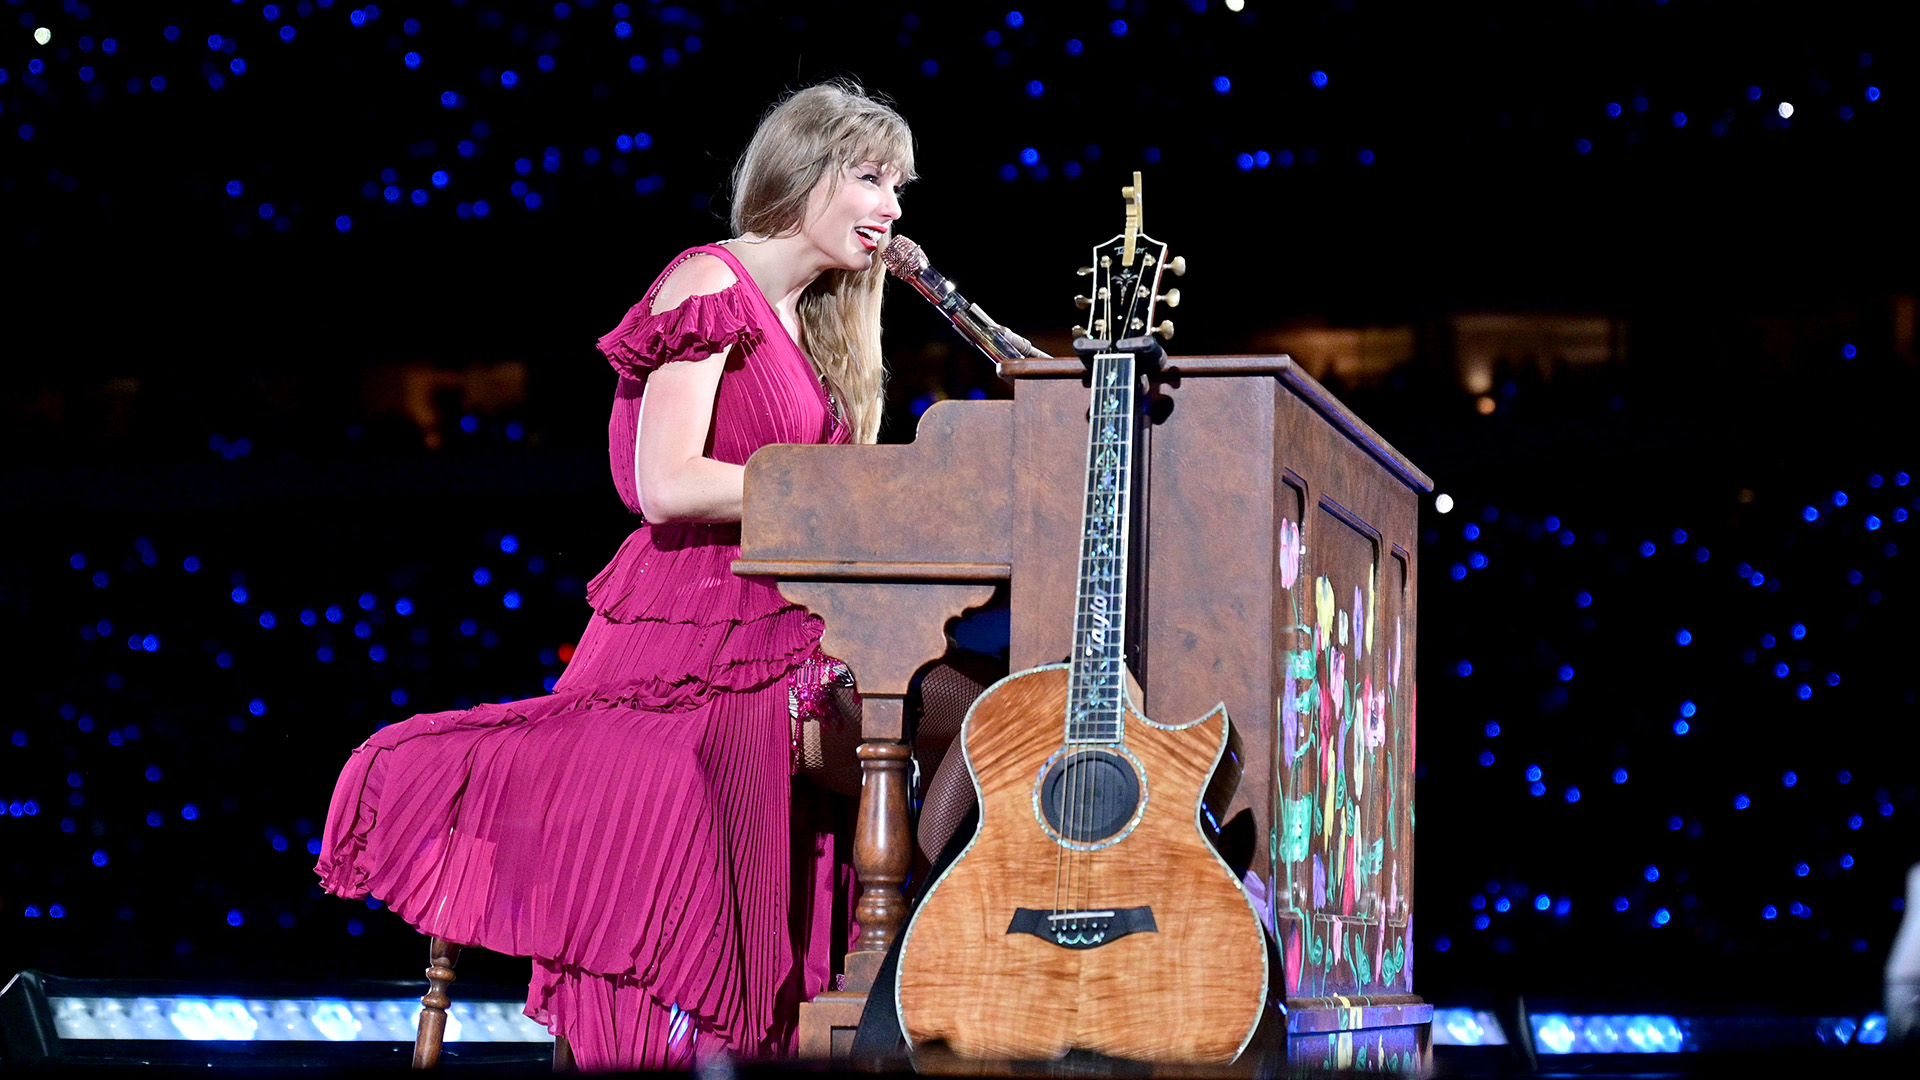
894;175;1269;1063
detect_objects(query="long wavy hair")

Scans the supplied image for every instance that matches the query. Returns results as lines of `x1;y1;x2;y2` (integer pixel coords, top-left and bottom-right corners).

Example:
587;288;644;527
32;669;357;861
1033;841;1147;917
730;80;916;444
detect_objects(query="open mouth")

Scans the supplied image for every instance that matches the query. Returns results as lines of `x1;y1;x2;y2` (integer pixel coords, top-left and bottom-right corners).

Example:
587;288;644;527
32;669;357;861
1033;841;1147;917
854;226;884;252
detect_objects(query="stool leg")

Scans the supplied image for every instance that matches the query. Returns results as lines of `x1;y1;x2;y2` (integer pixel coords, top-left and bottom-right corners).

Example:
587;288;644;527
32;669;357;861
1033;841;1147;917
412;937;462;1069
552;1034;577;1073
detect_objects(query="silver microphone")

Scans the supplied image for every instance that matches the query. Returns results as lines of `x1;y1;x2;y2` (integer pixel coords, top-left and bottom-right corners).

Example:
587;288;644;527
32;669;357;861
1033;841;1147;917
881;235;1049;366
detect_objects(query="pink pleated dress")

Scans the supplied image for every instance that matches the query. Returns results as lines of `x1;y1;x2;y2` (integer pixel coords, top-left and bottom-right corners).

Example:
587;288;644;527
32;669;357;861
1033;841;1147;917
315;244;854;1071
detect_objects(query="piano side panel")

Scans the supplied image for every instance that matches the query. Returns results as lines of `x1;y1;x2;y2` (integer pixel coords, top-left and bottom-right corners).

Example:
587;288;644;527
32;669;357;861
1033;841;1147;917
1272;385;1421;1007
740;398;1014;567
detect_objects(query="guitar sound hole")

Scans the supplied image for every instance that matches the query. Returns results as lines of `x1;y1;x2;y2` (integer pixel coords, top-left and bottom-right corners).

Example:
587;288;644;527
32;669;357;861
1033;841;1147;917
1039;750;1141;843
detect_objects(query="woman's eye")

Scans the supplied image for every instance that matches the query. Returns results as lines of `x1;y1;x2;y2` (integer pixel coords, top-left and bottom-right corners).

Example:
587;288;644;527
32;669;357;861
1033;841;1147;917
860;173;880;184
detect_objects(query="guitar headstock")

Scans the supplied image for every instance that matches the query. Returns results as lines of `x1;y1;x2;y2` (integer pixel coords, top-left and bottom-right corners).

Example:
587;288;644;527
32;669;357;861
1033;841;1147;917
1071;171;1185;350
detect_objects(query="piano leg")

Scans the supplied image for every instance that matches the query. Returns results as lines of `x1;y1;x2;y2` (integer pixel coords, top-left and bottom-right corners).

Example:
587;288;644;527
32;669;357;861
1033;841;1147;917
849;719;913;989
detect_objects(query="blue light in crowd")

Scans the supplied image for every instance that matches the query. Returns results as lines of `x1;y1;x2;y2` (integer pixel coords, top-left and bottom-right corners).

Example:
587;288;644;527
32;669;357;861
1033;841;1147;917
1645;865;1660;882
405;51;421;68
359;593;376;611
1615;896;1630;912
1842;343;1859;358
1841;853;1855;868
1310;70;1329;87
395;597;415;615
500;535;520;553
432;170;450;188
1213;76;1231;93
231;58;247;75
231;586;249;604
93;850;109;867
1784;771;1798;787
1850;814;1864;830
1564;787;1580;803
1774;661;1790;678
1575;591;1591;607
182;804;199;820
249;699;266;716
503;591;523;609
1478;750;1495;766
1652;908;1671;926
227;909;244;926
501;70;519;88
1557;663;1573;681
1639;540;1656;557
1763;904;1778;919
1525;764;1542;781
1025;79;1044;97
1680;700;1696;717
1236;153;1255;171
1673;719;1689;734
1867;515;1882;530
1484;721;1501;737
1834;491;1849;506
1109;19;1128;36
1534;894;1552;911
1005;10;1024;27
1575;138;1591;154
1607;102;1622;117
1675;628;1692;646
473;567;492;586
1019;147;1040;166
1733;793;1751;809
1796;683;1812;700
1795;862;1810;877
1866;86;1881;102
1473;914;1490;930
1529;781;1546;797
1494;897;1511;912
259;612;276;629
1455;660;1473;677
1613;767;1628;784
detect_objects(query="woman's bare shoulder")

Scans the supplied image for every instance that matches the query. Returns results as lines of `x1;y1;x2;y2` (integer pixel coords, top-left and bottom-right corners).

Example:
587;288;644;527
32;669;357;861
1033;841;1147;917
649;252;741;317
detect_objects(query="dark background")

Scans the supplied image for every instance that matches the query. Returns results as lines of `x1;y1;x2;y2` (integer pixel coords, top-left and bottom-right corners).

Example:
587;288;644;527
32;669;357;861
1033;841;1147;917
2;0;1915;1012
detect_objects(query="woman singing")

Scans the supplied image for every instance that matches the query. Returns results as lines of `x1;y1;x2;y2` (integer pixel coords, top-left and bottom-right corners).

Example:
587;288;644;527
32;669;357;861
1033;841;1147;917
315;80;913;1071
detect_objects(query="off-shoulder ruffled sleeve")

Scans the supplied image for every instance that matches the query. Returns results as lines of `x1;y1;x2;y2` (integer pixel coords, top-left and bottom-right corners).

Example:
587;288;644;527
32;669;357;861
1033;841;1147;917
595;284;763;380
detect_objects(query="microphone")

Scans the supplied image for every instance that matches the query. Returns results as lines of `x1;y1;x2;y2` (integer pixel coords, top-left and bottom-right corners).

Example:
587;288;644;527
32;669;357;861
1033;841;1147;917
881;235;1049;367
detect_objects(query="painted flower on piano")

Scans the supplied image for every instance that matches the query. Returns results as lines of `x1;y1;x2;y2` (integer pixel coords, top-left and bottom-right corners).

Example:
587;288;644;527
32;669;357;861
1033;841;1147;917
1315;575;1337;649
1330;649;1347;720
1364;678;1387;750
1279;517;1302;589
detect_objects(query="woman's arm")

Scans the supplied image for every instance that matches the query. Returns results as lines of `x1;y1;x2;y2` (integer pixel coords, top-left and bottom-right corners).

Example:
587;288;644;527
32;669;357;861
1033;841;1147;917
633;253;746;523
634;352;745;523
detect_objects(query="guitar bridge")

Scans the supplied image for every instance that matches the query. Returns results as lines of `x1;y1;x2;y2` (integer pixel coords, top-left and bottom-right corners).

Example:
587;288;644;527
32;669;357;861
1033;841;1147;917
1007;906;1157;950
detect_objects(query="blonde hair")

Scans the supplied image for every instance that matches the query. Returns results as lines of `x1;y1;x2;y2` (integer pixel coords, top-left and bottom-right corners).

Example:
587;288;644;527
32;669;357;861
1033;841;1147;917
731;79;916;444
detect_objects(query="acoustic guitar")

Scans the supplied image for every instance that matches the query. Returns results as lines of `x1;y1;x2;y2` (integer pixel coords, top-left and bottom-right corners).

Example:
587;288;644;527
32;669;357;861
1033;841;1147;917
894;175;1269;1062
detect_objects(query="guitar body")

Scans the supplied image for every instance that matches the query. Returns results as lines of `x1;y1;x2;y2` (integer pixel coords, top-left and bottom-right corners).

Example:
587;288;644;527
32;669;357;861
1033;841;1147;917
896;664;1268;1062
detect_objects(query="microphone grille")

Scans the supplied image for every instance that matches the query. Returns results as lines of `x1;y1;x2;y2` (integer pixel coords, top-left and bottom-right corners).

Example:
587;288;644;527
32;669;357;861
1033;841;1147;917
881;234;927;278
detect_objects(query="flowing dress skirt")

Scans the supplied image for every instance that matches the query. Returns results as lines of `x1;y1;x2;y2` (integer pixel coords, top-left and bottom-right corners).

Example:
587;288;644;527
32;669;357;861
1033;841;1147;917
316;590;848;1071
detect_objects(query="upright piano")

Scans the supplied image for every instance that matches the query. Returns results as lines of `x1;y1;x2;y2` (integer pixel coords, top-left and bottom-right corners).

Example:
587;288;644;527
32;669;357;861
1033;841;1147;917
738;353;1434;1069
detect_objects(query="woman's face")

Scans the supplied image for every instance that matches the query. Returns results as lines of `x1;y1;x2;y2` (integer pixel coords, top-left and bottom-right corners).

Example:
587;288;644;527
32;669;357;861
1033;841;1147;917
801;160;906;271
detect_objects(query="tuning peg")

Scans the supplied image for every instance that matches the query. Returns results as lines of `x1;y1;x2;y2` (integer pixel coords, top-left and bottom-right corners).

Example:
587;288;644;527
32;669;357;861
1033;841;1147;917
1072;324;1089;339
1158;288;1181;309
1077;266;1094;277
1074;295;1092;310
1156;320;1175;339
1167;256;1187;277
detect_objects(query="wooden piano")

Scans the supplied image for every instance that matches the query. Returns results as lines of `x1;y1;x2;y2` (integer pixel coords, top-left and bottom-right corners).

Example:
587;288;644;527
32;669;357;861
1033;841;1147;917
738;353;1435;1070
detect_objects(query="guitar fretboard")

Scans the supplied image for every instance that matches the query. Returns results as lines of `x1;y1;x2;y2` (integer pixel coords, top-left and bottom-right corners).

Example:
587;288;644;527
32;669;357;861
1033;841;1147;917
1066;351;1138;744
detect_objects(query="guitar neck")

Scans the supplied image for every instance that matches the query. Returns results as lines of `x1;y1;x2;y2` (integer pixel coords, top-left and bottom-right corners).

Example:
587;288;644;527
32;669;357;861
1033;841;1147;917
1066;349;1139;745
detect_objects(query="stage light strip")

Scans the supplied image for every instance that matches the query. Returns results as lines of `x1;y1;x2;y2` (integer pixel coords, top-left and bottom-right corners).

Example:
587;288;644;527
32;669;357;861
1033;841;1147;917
46;996;552;1043
1430;1008;1508;1046
1531;1013;1684;1054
